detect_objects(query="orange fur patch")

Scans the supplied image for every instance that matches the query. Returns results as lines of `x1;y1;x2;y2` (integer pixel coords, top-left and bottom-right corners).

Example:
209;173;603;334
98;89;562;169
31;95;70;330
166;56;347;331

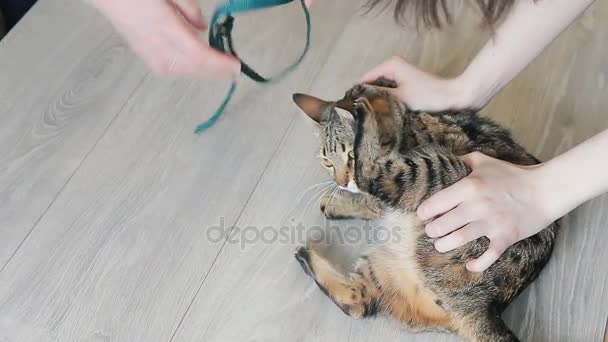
371;249;453;330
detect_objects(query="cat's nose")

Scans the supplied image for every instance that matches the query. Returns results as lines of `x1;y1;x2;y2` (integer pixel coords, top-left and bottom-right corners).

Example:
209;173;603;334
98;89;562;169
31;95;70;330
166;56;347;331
335;175;348;188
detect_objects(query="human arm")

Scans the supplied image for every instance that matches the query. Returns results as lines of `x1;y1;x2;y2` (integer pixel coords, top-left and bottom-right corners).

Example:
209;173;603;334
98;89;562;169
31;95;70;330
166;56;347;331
360;0;598;272
361;0;596;111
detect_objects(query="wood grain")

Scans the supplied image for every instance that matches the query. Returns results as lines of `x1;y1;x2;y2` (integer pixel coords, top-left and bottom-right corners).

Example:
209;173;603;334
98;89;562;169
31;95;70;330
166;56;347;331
0;1;147;268
0;1;358;341
174;1;608;342
0;0;606;341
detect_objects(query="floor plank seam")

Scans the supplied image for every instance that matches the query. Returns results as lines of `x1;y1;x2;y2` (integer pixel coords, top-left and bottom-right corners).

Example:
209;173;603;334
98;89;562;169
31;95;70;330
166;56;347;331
0;72;149;276
166;112;298;342
164;28;351;339
165;17;364;340
2;1;607;340
604;315;608;342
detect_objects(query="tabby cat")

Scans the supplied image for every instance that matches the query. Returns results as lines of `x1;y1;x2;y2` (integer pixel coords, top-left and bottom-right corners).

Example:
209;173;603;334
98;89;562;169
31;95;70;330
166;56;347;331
291;80;557;342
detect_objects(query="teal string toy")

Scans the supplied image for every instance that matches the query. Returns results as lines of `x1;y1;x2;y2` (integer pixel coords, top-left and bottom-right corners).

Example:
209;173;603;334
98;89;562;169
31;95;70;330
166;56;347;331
195;0;311;134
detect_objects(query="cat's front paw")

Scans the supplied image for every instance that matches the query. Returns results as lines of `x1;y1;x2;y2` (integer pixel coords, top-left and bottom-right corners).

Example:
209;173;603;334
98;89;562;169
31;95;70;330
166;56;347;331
294;246;313;277
319;190;332;215
320;189;353;220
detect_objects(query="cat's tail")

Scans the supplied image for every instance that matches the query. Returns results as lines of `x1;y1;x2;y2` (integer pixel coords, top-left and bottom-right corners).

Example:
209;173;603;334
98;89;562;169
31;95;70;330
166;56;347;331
457;311;519;342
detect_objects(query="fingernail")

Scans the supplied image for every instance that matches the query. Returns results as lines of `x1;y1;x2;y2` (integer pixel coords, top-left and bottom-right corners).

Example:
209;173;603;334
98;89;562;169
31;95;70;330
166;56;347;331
465;261;481;273
434;240;446;253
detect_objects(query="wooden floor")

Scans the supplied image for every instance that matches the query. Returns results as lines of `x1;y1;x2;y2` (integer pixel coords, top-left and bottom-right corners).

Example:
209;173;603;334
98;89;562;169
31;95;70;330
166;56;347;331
1;1;607;341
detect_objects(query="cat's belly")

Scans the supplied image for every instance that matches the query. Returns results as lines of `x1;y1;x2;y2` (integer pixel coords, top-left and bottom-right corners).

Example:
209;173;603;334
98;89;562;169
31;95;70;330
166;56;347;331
371;210;453;330
377;210;424;261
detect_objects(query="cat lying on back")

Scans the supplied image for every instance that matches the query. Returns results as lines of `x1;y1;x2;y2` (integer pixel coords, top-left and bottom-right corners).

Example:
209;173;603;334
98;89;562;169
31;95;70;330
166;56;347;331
291;80;557;342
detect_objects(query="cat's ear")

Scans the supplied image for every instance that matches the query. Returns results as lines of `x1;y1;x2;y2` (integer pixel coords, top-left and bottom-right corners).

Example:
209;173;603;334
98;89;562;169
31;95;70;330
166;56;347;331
335;98;354;114
292;93;330;124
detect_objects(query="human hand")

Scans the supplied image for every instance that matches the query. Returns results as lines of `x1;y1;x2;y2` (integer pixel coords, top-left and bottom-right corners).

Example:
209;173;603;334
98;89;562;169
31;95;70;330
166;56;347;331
360;56;475;112
90;0;240;79
417;152;558;273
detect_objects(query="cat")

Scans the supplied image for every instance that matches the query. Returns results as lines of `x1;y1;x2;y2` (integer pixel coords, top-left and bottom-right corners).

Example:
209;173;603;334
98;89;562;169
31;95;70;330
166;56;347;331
291;80;557;342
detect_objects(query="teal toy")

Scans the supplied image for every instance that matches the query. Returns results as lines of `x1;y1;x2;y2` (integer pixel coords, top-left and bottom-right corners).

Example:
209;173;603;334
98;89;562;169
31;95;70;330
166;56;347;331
195;0;311;134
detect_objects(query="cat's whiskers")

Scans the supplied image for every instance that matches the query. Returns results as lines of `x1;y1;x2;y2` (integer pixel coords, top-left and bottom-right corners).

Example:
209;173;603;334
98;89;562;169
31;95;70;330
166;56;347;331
284;180;333;220
298;183;335;221
321;185;340;225
327;185;340;204
297;180;333;200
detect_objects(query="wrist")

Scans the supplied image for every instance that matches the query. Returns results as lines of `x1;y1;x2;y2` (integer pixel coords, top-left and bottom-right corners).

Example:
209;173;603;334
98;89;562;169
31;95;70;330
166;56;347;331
450;68;500;111
440;77;474;111
446;70;491;111
529;162;583;222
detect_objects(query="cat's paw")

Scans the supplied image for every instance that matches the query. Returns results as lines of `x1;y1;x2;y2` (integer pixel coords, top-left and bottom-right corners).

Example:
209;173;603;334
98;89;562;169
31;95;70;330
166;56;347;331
338;283;369;319
319;189;340;216
294;246;313;277
295;246;375;320
319;190;331;214
320;189;355;220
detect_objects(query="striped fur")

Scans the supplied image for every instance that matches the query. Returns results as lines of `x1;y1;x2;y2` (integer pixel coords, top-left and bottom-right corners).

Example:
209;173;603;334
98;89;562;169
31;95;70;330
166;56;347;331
293;82;557;342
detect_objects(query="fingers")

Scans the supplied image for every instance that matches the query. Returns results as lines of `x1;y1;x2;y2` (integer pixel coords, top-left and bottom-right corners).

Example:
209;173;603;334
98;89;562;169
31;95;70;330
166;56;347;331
425;203;479;238
176;44;240;79
305;0;314;7
417;177;476;220
372;85;401;98
461;151;489;168
161;4;240;79
433;221;515;272
433;221;486;253
97;0;240;80
359;56;403;84
466;240;509;273
171;0;207;30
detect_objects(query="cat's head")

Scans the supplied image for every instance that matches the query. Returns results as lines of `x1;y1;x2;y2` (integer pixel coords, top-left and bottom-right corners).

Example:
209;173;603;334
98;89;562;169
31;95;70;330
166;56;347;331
292;93;360;193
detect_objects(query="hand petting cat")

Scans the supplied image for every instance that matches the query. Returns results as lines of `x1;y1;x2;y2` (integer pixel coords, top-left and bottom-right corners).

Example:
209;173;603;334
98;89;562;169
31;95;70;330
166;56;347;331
416;131;608;273
417;153;555;273
360;56;475;112
360;52;608;272
359;56;552;272
357;0;600;272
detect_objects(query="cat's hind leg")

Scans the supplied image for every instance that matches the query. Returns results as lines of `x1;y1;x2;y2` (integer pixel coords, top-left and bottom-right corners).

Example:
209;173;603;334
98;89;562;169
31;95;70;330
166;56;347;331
294;246;380;319
454;309;519;342
320;189;383;220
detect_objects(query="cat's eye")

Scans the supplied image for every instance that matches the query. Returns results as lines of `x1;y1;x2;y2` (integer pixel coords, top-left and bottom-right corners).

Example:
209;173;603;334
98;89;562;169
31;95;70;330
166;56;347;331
321;158;333;168
348;151;354;160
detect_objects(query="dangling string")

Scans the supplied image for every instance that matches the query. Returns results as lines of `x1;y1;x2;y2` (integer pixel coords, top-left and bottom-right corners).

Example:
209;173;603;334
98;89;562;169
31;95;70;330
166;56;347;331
195;0;311;134
194;83;236;133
